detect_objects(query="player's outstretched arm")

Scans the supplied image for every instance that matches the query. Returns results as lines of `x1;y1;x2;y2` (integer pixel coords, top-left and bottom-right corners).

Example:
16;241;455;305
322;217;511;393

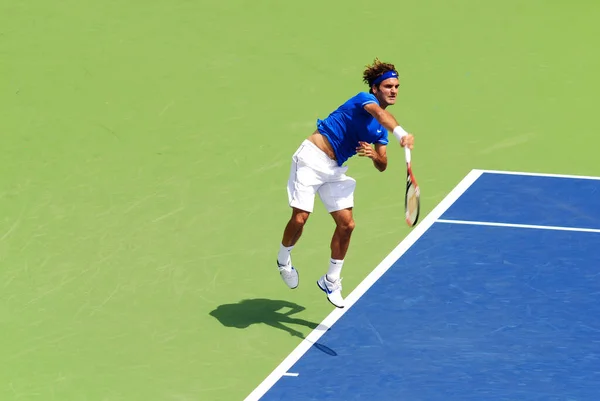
363;103;414;149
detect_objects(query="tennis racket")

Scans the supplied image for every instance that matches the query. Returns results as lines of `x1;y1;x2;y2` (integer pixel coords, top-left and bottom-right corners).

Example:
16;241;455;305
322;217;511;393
404;146;420;227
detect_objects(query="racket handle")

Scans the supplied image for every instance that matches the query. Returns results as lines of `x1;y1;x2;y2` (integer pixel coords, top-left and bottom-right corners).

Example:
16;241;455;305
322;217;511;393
404;146;411;164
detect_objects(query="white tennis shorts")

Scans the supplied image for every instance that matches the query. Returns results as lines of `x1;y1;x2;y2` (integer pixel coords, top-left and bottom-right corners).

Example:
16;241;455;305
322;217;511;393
287;140;356;213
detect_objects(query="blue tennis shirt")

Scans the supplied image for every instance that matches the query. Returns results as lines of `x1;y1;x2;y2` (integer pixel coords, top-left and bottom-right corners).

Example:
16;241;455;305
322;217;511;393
316;92;389;166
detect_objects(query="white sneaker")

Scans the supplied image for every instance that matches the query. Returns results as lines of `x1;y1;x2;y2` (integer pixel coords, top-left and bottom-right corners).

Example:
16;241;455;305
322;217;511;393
317;275;344;308
278;261;299;289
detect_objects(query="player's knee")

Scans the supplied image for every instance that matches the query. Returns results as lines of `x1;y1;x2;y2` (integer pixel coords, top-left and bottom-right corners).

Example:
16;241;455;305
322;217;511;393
292;211;310;226
339;219;355;235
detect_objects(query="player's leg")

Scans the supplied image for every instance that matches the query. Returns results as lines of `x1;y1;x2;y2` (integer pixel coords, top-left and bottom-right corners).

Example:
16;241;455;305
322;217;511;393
315;175;356;308
278;207;310;265
329;207;355;270
277;141;321;289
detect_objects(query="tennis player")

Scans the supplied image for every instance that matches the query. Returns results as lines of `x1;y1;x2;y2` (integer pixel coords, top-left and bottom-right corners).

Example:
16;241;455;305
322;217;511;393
276;59;415;308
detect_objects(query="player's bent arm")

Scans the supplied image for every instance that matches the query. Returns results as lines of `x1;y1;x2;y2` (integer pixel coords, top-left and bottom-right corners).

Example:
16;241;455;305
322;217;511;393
364;103;413;147
373;144;387;172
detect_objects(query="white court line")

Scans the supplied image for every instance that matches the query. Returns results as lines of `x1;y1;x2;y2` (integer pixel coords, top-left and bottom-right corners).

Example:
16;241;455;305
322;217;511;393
282;373;299;377
437;219;600;234
243;169;485;401
477;168;600;181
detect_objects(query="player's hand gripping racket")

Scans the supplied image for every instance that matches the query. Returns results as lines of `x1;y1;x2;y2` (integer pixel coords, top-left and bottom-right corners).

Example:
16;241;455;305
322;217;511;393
403;146;420;227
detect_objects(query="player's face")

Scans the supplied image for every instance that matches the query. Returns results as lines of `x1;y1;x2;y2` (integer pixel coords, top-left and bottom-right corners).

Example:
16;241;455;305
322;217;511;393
373;78;399;107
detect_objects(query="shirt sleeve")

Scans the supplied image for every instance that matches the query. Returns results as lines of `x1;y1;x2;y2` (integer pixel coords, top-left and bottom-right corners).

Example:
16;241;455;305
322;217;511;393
354;92;378;107
376;130;389;145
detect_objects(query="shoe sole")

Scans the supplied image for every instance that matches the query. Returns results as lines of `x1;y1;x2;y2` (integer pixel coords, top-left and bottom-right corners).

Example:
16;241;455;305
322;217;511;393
316;280;344;308
290;270;298;289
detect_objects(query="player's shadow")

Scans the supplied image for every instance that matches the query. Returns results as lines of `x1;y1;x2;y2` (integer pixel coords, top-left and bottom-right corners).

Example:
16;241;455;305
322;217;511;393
209;298;320;339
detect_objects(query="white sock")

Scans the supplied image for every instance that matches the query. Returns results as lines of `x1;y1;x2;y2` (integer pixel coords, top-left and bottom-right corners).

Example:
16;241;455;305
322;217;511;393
277;243;294;267
326;258;344;281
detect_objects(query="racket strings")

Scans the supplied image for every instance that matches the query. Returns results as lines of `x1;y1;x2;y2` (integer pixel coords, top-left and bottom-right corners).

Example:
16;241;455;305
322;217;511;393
405;184;420;225
407;191;418;212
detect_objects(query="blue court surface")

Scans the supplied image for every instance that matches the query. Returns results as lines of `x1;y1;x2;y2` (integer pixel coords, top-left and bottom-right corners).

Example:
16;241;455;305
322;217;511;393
247;170;600;401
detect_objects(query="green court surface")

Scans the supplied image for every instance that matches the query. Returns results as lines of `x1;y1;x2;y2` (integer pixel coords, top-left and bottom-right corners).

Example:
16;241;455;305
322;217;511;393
1;0;599;400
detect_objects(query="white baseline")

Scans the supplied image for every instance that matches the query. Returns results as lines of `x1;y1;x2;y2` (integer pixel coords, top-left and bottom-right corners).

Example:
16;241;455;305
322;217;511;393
478;168;600;181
